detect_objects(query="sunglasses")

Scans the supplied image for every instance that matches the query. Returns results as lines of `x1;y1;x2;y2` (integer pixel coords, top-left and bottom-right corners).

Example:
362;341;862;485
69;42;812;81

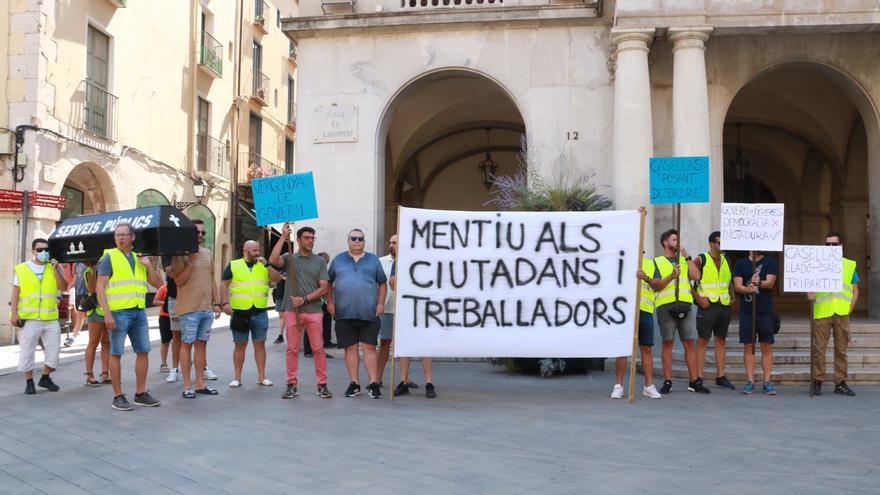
350;236;365;242
34;247;49;253
197;230;207;235
825;242;841;246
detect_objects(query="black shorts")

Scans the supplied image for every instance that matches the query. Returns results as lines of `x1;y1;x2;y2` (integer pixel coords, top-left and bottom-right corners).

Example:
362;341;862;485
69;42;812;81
739;313;775;344
159;315;172;344
697;303;731;340
335;319;380;348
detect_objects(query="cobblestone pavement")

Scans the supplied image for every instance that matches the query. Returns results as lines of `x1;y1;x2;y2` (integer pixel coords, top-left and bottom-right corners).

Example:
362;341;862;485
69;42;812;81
1;322;878;494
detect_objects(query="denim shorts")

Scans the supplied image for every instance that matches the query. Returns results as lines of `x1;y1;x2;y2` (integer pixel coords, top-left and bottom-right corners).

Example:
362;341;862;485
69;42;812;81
179;310;214;344
638;311;655;347
109;308;151;356
231;310;268;343
378;314;394;341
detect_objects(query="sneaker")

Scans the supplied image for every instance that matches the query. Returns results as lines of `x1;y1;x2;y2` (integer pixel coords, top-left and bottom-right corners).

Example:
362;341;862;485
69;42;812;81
203;367;218;381
159;364;170;373
762;381;777;396
812;380;823;396
316;384;332;399
281;384;298;399
229;379;241;388
610;384;624;399
344;382;361;397
24;379;36;395
642;385;662;399
257;378;273;387
111;394;133;411
134;391;161;407
659;380;673;394
273;334;284;344
715;375;735;390
743;381;755;395
425;383;437;399
834;382;856;396
63;337;74;347
367;382;382;399
688;379;711;394
393;381;410;397
407;381;420;390
38;375;60;392
165;368;179;383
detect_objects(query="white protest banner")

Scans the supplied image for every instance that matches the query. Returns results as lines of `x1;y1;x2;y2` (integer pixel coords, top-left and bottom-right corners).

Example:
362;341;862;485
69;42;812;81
394;207;641;358
720;203;785;252
783;245;843;293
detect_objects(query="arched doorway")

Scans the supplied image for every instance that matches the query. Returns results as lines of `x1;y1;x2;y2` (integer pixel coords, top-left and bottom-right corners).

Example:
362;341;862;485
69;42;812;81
59;162;119;221
723;63;871;314
136;189;171;208
378;69;526;240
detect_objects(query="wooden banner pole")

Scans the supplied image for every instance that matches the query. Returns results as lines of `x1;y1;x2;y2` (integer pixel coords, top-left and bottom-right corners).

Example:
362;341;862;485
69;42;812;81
390;205;402;402
809;300;815;397
628;207;648;404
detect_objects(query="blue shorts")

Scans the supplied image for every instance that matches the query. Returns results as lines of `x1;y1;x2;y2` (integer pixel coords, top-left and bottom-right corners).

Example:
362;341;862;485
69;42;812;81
109;308;151;356
180;310;214;344
739;313;775;344
638;311;655;347
231;311;268;343
378;314;394;341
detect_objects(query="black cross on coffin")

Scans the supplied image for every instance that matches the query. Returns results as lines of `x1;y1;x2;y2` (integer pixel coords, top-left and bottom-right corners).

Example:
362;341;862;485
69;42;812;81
48;205;199;263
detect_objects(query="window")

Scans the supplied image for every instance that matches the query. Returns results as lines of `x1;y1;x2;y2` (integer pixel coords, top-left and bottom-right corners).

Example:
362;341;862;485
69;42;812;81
249;113;262;157
285;139;294;174
252;41;262;72
287;76;295;123
197;97;210;171
85;25;111;136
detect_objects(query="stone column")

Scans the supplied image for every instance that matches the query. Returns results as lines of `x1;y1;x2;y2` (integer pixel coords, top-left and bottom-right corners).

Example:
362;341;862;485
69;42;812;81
611;28;656;255
669;27;713;254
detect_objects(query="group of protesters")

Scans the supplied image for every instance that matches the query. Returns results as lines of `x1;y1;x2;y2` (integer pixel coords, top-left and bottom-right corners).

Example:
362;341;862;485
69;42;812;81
11;215;859;409
611;227;859;399
10;217;434;411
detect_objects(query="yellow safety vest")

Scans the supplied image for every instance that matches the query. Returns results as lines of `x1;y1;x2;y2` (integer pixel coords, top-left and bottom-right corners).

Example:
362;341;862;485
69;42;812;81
229;259;270;310
697;252;731;306
654;255;694;305
640;258;655;314
105;249;148;311
813;258;856;319
14;262;59;320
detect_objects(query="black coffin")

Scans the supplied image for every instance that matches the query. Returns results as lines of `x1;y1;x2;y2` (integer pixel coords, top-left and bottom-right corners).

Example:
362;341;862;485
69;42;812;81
49;206;199;263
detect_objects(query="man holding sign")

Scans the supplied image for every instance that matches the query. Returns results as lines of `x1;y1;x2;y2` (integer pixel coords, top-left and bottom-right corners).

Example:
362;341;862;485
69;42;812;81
807;233;858;397
732;252;778;395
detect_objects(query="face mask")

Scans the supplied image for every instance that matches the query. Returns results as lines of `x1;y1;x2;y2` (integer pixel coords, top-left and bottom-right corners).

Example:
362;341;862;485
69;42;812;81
37;251;50;263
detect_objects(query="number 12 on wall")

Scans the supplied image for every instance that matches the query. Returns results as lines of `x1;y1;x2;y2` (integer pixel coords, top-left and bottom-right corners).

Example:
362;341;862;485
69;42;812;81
566;131;580;141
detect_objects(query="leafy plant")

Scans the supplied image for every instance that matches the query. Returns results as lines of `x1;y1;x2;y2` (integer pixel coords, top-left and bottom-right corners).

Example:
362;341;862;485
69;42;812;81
485;141;612;377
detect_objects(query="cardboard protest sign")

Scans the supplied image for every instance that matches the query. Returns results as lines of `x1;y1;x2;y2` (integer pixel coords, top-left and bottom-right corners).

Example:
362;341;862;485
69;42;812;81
649;156;710;204
48;206;198;262
394;208;641;358
251;172;318;226
720;203;784;252
783;245;843;293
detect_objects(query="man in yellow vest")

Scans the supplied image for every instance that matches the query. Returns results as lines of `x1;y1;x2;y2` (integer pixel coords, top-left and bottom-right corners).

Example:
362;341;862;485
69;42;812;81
808;232;859;396
649;229;708;394
10;237;69;395
611;253;662;399
96;223;165;411
692;231;736;390
220;240;282;388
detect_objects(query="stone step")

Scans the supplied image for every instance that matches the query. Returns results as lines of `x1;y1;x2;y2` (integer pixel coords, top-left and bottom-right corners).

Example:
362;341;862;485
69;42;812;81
655;364;880;385
671;349;880;366
694;335;880;350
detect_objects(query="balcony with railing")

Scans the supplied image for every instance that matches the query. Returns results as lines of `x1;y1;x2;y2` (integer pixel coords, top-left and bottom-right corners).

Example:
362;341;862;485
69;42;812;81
199;31;223;78
299;0;600;17
286;102;297;133
75;79;118;141
251;70;270;106
254;0;269;33
197;134;229;179
240;151;284;183
288;40;298;66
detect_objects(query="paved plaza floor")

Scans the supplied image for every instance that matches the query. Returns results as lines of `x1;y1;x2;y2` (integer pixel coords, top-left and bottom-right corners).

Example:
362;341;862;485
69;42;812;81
1;319;878;494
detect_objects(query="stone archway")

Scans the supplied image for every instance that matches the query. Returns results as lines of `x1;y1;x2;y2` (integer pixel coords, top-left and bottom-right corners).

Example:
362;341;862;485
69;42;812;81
722;63;875;314
59;161;119;219
376;68;526;242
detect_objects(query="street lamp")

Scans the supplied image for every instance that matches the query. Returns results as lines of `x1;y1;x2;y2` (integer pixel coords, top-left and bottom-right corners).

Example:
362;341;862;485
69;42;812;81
730;124;750;181
477;128;498;192
174;177;209;209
